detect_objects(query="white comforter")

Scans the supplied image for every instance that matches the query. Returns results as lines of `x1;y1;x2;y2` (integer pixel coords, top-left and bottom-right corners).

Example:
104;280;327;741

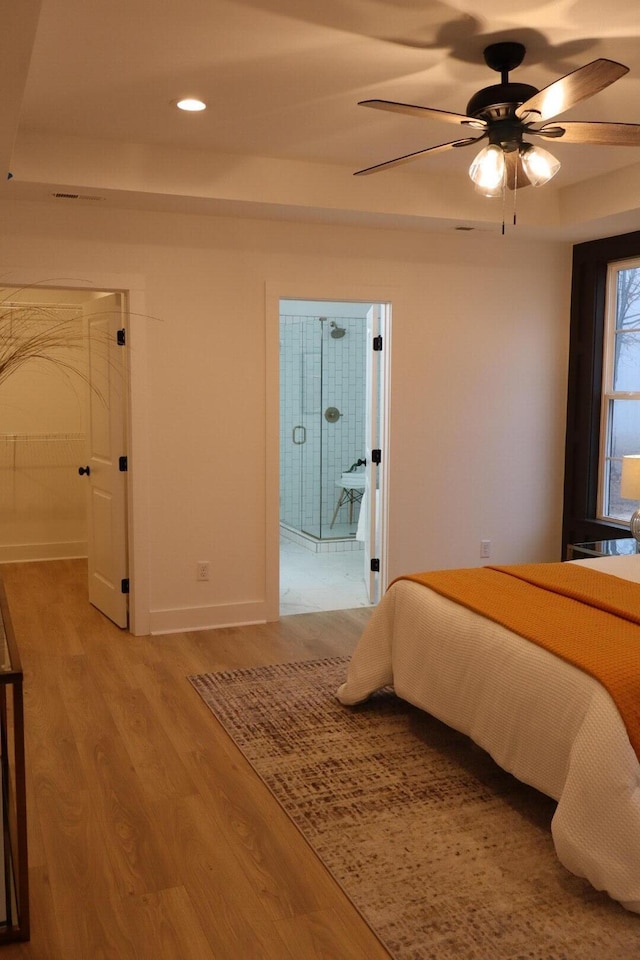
337;554;640;913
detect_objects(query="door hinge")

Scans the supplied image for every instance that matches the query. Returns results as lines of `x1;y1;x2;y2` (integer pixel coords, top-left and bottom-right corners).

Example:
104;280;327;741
373;335;383;351
372;449;382;464
119;455;128;472
370;558;380;572
117;328;126;346
121;578;130;594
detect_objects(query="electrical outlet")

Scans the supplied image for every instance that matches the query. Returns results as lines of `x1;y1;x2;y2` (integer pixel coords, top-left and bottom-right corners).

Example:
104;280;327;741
196;561;210;581
480;540;491;559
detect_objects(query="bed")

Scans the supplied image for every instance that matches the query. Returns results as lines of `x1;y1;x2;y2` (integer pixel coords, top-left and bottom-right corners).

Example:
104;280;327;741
336;553;640;913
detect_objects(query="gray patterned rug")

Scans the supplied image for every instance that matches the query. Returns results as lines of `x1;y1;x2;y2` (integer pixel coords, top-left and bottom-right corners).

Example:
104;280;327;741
189;657;640;960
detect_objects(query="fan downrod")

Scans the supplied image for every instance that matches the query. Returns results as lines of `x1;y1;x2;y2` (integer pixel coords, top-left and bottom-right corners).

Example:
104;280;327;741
465;42;534;119
483;42;526;82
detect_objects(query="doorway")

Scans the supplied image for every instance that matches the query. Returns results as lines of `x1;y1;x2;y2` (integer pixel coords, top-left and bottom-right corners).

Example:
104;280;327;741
278;298;388;615
0;284;129;627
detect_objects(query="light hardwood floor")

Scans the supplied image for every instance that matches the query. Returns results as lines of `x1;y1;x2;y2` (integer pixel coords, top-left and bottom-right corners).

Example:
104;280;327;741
0;559;390;960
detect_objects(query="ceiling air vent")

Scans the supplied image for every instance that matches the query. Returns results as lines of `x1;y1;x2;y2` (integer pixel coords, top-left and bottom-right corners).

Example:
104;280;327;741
51;192;105;201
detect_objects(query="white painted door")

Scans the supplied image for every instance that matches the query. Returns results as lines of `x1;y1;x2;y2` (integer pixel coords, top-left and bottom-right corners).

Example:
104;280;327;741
81;293;128;627
364;305;382;603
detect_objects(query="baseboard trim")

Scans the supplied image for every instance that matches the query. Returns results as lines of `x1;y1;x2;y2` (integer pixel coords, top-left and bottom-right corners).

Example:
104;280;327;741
148;601;267;635
0;542;88;563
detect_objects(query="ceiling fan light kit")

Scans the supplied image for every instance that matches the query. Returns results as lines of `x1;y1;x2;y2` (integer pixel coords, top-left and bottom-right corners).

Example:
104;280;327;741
469;144;505;195
355;40;640;224
519;143;561;186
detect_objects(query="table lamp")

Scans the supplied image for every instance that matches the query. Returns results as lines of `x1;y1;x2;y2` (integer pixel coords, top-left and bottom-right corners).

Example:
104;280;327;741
620;455;640;542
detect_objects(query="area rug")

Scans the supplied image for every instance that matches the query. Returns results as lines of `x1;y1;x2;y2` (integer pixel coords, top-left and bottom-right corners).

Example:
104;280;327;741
189;657;640;960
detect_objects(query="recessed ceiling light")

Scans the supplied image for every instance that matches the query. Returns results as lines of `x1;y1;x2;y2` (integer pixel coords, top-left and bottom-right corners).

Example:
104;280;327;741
176;98;206;112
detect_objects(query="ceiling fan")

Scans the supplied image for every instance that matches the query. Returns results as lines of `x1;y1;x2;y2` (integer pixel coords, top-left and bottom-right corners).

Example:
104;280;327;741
354;42;640;196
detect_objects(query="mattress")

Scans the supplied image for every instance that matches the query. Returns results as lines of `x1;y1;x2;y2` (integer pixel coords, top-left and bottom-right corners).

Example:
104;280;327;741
336;553;640;912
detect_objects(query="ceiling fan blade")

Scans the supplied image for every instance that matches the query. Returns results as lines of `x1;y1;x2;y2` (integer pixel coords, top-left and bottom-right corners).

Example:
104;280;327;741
537;120;640;146
516;59;629;123
359;99;486;129
505;151;532;191
354;136;483;176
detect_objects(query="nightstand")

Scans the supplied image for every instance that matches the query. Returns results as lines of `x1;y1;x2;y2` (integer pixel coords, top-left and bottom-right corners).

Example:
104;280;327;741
566;537;639;560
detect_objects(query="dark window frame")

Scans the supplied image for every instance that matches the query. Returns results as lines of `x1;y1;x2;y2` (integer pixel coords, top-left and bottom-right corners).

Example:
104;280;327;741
562;229;640;554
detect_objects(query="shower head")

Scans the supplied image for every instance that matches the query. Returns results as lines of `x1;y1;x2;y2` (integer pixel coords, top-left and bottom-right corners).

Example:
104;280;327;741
330;321;346;339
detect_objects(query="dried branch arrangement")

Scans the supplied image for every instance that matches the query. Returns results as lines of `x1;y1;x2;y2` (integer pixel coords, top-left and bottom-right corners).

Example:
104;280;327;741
0;306;86;390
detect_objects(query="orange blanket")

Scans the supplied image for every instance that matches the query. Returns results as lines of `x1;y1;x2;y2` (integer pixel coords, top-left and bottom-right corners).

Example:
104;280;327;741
396;563;640;759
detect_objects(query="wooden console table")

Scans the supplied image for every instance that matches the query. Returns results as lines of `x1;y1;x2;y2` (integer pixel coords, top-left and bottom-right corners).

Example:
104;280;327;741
0;581;29;942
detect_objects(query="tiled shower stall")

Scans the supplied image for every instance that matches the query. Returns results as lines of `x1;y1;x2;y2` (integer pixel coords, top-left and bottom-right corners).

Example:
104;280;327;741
279;303;368;552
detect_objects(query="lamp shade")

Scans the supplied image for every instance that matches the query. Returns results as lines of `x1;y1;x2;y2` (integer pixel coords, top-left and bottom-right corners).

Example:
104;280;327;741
621;455;640;499
519;144;561;187
469;144;505;194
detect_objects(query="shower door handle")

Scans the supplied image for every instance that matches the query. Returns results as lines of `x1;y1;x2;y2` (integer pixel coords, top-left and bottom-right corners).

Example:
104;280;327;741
292;425;306;445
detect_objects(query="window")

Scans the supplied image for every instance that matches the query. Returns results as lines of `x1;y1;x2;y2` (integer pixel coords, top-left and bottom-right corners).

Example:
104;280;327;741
598;259;640;523
562;230;640;555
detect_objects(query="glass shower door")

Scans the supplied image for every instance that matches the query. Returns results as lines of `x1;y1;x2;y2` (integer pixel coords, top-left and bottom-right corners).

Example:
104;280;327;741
280;315;323;539
280;308;368;542
299;319;322;538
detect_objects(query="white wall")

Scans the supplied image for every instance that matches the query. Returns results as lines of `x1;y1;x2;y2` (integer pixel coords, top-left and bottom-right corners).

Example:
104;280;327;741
0;199;571;632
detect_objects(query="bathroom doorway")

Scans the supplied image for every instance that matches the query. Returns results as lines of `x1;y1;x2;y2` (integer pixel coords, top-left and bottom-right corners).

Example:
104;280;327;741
279;299;388;615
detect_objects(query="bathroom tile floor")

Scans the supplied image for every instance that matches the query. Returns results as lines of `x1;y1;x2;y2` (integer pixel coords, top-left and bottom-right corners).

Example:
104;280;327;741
280;537;371;615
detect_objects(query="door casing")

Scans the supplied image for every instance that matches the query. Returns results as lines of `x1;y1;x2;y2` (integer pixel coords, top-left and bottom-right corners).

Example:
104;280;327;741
266;281;393;619
2;274;150;635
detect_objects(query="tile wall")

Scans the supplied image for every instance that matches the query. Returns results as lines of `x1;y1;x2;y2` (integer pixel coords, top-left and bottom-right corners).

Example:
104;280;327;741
280;311;366;546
